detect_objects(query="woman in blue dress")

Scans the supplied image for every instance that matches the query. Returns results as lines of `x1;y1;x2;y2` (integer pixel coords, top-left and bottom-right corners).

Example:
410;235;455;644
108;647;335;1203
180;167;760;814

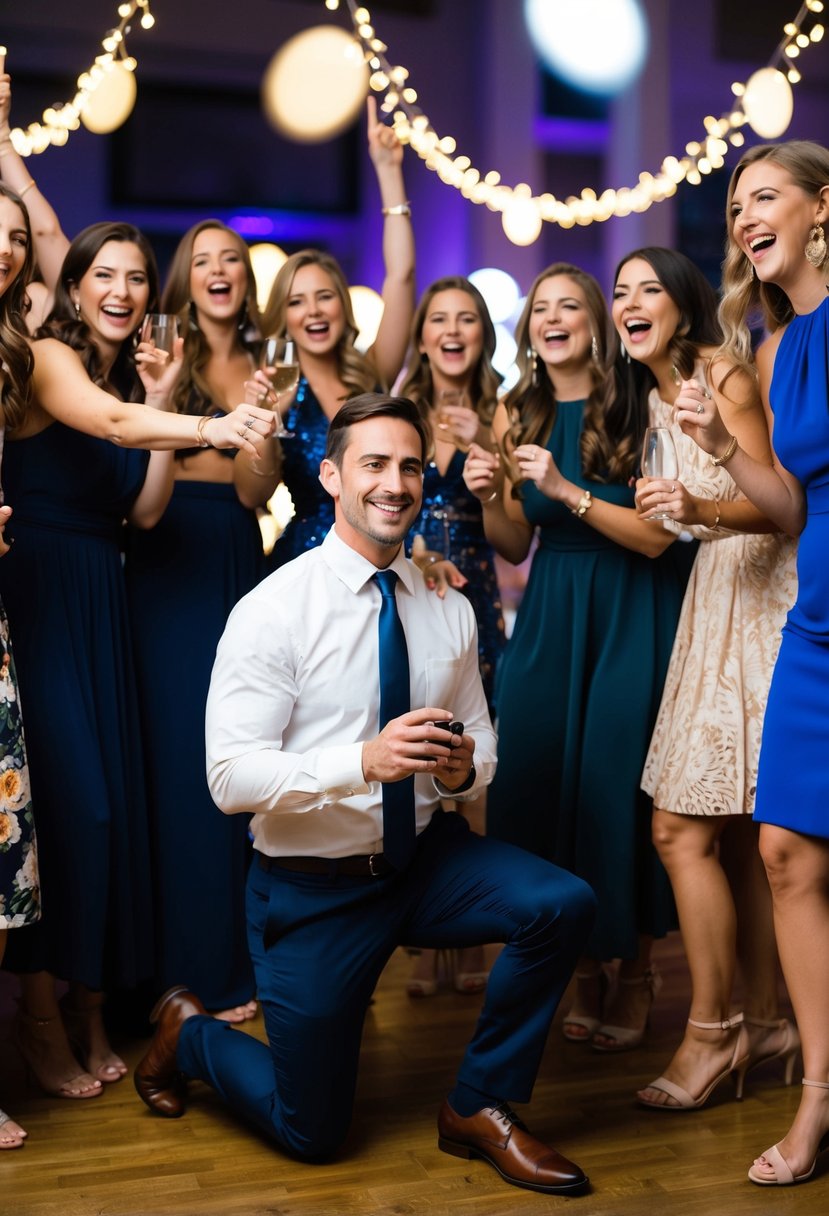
0;217;274;1104
680;141;829;1187
397;276;506;997
463;263;689;1049
125;220;278;1022
261;99;414;566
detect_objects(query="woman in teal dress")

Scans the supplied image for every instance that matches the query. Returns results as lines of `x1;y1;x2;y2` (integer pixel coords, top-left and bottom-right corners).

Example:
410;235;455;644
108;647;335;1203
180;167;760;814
680;141;829;1187
463;263;689;1051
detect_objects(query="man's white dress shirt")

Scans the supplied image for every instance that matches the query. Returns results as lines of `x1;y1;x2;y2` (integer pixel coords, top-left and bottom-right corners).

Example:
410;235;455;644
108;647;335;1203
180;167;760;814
206;528;497;859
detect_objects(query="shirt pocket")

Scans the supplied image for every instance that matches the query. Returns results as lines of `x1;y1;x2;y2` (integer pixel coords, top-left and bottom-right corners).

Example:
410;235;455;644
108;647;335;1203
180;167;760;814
424;657;462;710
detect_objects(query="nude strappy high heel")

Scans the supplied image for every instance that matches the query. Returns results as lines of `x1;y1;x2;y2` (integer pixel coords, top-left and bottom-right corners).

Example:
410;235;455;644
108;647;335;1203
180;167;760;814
0;1109;26;1150
637;1013;749;1110
592;966;662;1052
562;967;608;1042
743;1016;800;1087
748;1080;829;1186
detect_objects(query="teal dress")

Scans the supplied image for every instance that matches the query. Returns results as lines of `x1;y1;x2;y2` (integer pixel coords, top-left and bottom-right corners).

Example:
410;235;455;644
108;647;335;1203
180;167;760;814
487;400;686;959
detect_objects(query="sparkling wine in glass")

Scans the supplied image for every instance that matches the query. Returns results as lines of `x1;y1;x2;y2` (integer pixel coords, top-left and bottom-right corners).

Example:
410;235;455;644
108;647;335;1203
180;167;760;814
141;313;179;355
259;337;299;438
641;427;679;520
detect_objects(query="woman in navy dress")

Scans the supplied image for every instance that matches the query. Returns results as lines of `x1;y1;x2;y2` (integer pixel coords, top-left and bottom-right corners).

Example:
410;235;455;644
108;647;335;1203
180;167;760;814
397;276;505;997
0;218;274;1104
681;141;829;1187
261;99;414;566
463;263;688;1049
125;220;277;1022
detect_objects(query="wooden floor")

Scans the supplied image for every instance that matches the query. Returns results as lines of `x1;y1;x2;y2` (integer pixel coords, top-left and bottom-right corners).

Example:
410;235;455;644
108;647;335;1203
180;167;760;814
1;935;825;1215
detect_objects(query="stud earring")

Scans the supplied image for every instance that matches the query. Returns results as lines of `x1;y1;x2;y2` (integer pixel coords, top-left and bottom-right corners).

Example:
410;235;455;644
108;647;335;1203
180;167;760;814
805;222;827;269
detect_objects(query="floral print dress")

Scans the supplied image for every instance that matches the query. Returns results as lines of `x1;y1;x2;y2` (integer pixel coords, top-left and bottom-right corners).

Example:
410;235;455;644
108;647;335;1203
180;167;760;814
0;599;39;928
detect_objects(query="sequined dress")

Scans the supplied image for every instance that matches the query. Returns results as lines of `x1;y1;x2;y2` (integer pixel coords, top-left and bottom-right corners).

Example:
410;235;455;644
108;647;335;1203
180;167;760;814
270;377;335;567
408;449;505;714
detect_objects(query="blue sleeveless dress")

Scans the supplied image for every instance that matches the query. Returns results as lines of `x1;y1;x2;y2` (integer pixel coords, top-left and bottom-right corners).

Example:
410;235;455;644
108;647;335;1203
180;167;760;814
754;295;829;838
408;449;505;715
270;378;334;568
487;401;688;959
0;423;153;988
125;469;263;1009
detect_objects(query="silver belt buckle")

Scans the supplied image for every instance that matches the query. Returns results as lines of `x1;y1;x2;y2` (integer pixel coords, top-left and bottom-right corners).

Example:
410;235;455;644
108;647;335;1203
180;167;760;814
368;853;384;877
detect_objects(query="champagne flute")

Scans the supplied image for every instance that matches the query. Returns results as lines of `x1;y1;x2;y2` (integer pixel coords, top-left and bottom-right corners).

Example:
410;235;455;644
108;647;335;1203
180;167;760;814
641;427;679;520
259;337;299;438
437;389;469;450
140;313;179;356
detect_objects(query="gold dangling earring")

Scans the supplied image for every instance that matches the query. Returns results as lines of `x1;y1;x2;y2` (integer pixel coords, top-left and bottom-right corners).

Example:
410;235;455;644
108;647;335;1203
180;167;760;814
74;300;81;319
591;336;599;364
620;340;631;365
530;348;540;386
805;223;827;269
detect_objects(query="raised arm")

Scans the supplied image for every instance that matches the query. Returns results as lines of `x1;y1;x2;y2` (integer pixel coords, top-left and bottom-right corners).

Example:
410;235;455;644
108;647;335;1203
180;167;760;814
365;97;415;387
675;338;805;537
28;338;275;453
0;70;70;305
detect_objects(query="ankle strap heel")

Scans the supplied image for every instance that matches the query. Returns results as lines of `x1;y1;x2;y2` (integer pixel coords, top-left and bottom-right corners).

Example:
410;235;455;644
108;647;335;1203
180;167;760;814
687;1012;744;1032
803;1079;829;1089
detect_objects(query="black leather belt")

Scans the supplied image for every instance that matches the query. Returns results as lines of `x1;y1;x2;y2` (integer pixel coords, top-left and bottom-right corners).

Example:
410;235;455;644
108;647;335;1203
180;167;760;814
258;852;394;878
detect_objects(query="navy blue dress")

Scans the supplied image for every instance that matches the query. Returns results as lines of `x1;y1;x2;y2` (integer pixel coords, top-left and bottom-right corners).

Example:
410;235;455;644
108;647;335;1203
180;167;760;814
754;295;829;838
270;378;334;568
0;423;153;989
487;401;686;960
408;449;505;715
125;471;264;1009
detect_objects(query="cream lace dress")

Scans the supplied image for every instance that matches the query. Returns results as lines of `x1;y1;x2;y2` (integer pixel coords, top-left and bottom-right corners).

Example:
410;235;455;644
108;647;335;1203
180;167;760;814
641;385;798;817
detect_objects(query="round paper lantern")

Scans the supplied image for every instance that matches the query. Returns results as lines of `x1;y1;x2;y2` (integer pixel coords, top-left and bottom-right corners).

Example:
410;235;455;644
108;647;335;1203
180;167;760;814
501;195;543;246
249;242;288;312
262;26;368;143
524;0;648;96
81;61;137;134
742;67;794;139
349;284;384;352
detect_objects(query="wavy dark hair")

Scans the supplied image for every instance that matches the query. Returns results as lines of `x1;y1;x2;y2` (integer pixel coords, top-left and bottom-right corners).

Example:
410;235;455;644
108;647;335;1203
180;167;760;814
38;221;159;402
613;247;725;414
0;184;35;432
505;262;634;485
720;140;829;375
398;276;501;427
262;249;378;397
161;219;262;414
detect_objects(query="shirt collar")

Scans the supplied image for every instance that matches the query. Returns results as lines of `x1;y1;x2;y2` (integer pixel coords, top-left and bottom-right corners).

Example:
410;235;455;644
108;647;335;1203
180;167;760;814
321;527;417;597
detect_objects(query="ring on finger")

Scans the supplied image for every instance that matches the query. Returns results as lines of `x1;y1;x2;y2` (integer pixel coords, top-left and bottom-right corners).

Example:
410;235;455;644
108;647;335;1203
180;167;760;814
245;418;254;429
671;483;676;493
696;402;704;415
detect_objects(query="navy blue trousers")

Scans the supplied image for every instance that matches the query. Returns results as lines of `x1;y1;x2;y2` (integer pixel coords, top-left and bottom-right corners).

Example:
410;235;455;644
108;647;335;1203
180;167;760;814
176;810;595;1160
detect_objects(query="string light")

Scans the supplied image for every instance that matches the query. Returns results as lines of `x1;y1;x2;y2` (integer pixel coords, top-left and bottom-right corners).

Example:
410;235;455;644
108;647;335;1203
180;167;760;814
326;1;825;239
4;2;155;157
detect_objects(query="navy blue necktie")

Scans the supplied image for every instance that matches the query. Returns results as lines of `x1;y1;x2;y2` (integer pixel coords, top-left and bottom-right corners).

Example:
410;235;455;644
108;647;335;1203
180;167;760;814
374;569;415;869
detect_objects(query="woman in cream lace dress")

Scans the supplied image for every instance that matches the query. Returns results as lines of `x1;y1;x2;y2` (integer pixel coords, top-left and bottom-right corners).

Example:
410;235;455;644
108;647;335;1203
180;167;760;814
613;247;798;1109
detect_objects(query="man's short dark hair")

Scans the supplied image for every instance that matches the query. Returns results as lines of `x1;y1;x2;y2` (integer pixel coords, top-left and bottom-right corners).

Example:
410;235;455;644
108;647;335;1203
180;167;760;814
325;393;430;468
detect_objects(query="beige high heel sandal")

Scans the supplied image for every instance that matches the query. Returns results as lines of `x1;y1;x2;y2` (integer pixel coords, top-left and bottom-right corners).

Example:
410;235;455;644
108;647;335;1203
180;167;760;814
0;1109;26;1150
748;1080;829;1185
637;1013;749;1110
12;1007;103;1099
562;967;607;1042
743;1016;800;1087
592;966;662;1053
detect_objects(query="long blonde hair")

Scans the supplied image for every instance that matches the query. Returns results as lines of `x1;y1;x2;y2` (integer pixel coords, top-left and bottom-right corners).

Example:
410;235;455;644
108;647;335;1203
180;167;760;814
261;249;378;397
505;263;633;484
161;219;262;414
398;276;501;426
719;140;829;375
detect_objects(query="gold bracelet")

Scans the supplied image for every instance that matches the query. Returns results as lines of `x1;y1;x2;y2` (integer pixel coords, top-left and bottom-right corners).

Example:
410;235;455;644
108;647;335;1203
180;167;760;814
195;414;212;448
710;435;738;467
571;490;593;518
481;489;498;506
18;179;36;198
381;201;411;216
711;499;721;531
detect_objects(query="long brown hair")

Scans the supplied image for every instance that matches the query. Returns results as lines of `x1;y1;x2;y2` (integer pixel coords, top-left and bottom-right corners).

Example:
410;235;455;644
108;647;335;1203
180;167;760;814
720;140;829;374
38;221;160;403
398;276;501;426
506;263;634;484
262;249;378;397
161;219;262;414
0;184;35;432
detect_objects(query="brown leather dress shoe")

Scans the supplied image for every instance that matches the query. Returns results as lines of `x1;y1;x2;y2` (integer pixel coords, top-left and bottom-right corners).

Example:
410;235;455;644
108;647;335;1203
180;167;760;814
437;1098;589;1195
134;986;207;1118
